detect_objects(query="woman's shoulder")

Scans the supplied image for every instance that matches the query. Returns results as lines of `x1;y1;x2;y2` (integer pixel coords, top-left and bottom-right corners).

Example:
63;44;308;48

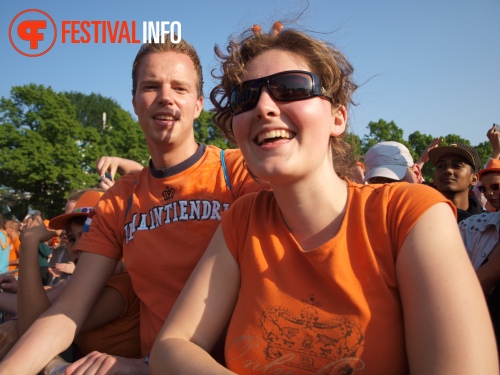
348;180;442;200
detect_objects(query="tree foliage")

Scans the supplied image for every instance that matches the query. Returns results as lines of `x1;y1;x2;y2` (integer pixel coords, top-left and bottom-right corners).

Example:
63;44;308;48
193;109;232;149
0;85;150;219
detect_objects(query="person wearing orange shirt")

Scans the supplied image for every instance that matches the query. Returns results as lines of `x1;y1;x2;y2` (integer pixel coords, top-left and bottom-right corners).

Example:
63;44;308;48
4;220;20;272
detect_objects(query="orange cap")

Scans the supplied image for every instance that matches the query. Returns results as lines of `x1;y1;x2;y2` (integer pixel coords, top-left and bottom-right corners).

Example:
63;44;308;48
49;190;103;230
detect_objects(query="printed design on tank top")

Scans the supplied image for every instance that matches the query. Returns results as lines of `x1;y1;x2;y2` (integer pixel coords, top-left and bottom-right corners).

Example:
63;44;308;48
227;295;365;374
123;187;231;244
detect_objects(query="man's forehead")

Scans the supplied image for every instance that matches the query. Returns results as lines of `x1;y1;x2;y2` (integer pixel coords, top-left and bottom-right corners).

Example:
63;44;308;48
436;154;469;164
137;52;197;83
480;172;500;182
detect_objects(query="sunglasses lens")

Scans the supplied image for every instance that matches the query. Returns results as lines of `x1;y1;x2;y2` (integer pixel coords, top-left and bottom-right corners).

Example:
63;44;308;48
230;80;261;114
269;73;314;100
479;184;500;193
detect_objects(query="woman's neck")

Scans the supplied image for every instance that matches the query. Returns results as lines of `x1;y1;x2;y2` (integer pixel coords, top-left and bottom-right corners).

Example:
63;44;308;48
272;172;348;251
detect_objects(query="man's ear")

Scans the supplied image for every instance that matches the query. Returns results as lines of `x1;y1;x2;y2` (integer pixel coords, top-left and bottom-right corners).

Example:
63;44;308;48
193;96;204;119
470;172;479;187
412;164;423;184
132;95;138;115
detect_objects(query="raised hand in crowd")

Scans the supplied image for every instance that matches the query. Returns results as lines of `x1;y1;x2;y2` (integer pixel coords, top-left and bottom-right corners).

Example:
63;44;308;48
415;137;443;171
487;124;500;160
20;212;56;246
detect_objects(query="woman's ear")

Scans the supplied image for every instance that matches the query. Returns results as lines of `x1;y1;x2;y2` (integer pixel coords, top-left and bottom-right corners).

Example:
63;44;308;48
330;105;347;137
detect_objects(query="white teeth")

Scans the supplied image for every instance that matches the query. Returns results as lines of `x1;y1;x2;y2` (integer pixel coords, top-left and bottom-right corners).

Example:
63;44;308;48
257;130;293;145
155;115;175;121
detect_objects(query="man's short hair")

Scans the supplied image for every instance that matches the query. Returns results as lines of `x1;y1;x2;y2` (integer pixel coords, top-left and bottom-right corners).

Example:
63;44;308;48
131;35;203;98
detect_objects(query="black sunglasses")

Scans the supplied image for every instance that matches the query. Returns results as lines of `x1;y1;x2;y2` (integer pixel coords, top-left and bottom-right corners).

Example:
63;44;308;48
229;70;331;115
478;183;500;193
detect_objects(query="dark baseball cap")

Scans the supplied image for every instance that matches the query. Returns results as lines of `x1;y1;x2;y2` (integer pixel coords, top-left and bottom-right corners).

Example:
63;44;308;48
428;143;481;172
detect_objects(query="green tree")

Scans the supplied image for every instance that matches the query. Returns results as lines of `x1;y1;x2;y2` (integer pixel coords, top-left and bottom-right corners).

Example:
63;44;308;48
0;85;100;218
344;132;362;160
0;86;238;219
475;141;492;168
64;92;149;165
193;109;231;149
360;119;408;155
441;134;471;146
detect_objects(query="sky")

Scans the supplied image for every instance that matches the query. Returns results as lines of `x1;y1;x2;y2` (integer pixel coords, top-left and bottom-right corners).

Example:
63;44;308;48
1;0;499;147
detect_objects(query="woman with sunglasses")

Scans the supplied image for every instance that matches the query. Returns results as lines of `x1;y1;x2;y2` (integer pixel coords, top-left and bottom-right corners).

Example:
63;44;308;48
150;24;497;374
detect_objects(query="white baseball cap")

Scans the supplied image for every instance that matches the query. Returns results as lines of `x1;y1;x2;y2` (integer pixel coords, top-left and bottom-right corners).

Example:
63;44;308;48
363;141;414;183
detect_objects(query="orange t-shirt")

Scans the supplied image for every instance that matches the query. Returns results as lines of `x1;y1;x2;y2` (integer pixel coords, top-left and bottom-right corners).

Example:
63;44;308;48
221;181;453;375
8;236;20;271
78;145;264;355
74;271;141;358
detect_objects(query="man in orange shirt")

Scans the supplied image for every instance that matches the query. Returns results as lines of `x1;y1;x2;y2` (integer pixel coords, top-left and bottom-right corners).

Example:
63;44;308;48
3;220;19;272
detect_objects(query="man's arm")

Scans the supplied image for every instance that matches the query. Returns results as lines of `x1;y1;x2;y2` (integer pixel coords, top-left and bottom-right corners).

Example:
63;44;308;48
487;125;500;160
0;252;116;374
414;137;443;171
96;156;144;179
17;214;55;334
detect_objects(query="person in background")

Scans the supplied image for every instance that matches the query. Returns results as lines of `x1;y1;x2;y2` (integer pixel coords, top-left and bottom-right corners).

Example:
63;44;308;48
460;158;500;360
0;215;12;275
4;220;20;272
474;124;500;212
428;143;484;222
363;141;422;184
150;22;497;374
1;190;141;373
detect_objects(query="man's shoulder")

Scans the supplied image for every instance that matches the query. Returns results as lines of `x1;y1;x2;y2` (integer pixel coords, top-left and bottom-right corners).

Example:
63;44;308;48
203;145;241;158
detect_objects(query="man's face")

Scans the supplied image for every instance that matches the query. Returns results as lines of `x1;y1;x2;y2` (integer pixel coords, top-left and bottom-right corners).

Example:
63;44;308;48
434;154;477;194
132;51;203;155
479;172;500;209
4;226;13;239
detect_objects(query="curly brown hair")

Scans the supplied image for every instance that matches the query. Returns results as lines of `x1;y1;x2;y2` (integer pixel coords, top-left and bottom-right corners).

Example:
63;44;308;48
131;35;203;98
210;25;358;178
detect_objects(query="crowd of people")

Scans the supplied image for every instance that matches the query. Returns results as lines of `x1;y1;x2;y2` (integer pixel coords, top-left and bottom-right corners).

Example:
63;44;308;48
0;19;498;375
